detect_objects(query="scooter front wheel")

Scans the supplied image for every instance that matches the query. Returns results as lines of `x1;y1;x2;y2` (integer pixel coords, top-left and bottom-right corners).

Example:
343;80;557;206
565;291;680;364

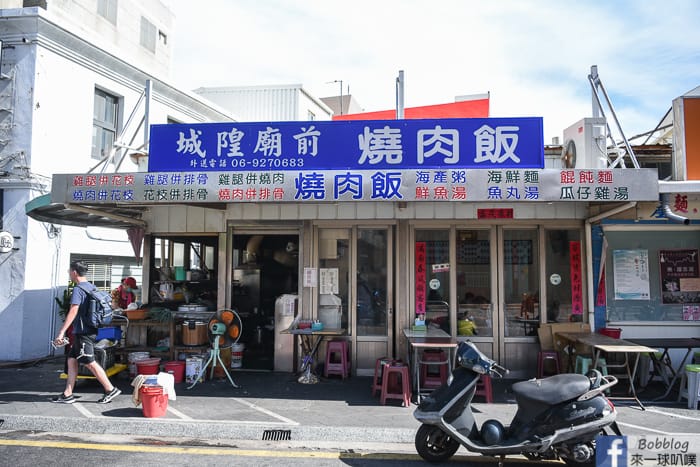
415;424;460;463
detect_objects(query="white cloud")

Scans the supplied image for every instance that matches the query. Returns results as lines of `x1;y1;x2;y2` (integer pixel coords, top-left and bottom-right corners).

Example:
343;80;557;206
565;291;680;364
165;0;700;142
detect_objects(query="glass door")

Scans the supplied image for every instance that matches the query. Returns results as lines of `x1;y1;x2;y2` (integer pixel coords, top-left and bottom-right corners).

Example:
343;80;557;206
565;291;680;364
355;227;393;375
356;228;390;337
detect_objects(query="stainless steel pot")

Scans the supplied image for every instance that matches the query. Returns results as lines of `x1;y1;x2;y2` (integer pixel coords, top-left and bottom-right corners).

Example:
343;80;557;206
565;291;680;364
178;304;209;312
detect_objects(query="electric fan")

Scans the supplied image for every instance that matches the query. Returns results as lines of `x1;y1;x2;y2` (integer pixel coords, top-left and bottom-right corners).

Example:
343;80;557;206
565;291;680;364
186;308;242;390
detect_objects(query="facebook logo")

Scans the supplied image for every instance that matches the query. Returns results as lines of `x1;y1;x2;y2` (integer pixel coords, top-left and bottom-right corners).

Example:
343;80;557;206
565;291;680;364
597;436;627;467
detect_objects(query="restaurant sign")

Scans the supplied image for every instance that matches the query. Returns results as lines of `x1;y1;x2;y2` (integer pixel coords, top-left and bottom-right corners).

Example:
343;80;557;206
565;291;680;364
148;118;545;172
50;168;660;204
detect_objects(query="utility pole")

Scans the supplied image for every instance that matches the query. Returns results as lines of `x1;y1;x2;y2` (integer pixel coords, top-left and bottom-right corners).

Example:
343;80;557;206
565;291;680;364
327;80;343;115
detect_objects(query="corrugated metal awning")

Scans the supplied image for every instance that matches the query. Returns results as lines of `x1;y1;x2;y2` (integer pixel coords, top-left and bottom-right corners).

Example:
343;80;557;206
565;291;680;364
25;194;146;229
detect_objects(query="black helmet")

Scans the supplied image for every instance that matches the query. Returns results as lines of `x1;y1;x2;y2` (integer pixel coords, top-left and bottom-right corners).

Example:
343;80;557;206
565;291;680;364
481;419;505;445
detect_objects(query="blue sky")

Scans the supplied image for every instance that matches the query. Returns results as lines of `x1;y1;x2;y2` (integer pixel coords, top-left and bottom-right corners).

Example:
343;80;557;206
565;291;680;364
165;0;700;143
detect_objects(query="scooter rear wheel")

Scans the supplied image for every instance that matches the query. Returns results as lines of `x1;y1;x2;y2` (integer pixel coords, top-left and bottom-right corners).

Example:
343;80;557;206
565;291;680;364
415;424;460;463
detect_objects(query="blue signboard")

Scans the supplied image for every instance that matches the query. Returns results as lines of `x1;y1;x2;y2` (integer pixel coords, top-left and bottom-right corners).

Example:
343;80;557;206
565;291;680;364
148;117;544;172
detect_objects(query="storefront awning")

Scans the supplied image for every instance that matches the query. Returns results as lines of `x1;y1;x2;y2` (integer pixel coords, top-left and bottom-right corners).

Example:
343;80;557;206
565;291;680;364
25;194;146;229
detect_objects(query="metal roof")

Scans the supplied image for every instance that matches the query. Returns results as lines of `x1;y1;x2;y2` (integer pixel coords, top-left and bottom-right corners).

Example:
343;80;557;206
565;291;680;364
25;194;146;229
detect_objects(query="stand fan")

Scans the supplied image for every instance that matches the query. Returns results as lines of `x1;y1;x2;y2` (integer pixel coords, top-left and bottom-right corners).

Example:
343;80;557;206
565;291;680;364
187;308;242;389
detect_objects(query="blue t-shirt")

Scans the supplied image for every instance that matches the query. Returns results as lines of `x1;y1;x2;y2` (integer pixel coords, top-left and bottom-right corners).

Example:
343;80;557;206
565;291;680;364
70;282;96;335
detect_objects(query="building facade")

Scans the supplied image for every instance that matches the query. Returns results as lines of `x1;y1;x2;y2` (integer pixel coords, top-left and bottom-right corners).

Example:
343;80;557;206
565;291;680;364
0;1;232;361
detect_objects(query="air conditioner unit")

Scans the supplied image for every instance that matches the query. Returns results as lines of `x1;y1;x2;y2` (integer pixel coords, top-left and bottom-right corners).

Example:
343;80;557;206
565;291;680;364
561;117;607;169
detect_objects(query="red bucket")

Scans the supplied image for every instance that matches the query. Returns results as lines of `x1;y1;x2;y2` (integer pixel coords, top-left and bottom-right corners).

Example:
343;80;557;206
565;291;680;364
164;360;185;383
136;358;161;375
598;327;622;339
140;385;168;418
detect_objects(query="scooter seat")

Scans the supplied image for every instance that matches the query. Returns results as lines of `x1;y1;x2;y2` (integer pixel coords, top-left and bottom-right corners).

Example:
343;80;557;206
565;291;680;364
512;373;591;406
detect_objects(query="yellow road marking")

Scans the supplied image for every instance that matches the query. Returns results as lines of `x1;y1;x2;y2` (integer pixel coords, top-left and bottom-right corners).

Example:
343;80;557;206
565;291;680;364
0;439;419;460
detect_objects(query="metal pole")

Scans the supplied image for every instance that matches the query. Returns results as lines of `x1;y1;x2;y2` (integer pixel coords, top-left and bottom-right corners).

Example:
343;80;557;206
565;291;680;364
339;80;343;116
396;70;404;119
144;79;151;148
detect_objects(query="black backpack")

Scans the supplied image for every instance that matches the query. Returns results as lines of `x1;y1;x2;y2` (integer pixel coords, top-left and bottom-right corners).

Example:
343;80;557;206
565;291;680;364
76;283;114;329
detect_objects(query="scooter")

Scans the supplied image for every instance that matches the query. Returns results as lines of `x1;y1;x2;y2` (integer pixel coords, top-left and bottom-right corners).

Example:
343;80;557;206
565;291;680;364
413;340;621;467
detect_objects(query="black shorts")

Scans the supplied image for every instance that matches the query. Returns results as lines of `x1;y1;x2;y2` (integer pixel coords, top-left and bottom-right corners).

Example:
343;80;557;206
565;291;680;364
68;334;97;364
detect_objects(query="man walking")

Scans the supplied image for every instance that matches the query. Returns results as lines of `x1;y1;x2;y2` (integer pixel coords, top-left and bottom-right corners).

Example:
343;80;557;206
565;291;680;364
52;260;121;404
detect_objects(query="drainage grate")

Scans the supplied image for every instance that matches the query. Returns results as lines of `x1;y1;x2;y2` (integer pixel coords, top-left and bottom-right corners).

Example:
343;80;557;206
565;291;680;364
262;429;291;441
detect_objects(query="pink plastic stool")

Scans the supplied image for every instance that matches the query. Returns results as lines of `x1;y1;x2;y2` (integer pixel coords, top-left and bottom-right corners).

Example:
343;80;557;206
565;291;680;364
474;374;493;403
380;362;411;407
420;349;449;389
372;357;394;396
324;340;350;379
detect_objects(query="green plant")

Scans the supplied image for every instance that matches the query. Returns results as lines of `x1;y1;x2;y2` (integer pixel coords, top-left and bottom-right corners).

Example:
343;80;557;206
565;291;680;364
55;281;75;320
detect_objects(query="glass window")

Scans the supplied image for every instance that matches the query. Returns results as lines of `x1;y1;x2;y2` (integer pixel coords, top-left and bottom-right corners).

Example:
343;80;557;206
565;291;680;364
140;16;157;53
92;89;119;160
97;0;118;25
456;229;492;337
503;229;539;337
415;230;450;334
545;229;583;323
357;229;388;336
604;230;700;322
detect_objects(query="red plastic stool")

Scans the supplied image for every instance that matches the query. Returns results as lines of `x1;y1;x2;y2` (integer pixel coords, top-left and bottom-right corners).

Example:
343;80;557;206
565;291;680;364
474;375;493;403
380;362;411;407
372;357;394;396
420;349;449;389
537;350;561;378
324;340;350;379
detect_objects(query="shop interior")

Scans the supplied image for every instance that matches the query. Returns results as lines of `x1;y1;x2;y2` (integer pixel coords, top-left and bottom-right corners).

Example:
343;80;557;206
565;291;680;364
231;234;299;370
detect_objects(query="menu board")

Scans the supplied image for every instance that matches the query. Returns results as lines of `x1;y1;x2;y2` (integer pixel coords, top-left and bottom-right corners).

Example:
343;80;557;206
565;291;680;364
613;249;650;300
659;249;700;304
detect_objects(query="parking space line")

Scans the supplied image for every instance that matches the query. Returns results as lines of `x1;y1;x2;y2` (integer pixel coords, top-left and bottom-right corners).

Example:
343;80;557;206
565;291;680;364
230;397;299;426
616;421;683;435
166;406;192;420
644;407;700;421
72;403;96;418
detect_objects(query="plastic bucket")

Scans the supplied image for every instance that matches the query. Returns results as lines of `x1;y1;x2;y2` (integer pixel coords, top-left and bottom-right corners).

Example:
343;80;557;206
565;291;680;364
186;356;205;384
231;343;244;369
136;358;161;375
128;351;150;378
599;327;622;339
174;266;186;281
140;385;168;418
164;360;185;383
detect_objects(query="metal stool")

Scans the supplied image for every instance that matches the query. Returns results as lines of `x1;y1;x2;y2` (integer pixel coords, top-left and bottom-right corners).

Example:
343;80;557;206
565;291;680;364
474;374;493;403
324;340;350;379
419;349;449;389
380;362;411;407
537;350;560;378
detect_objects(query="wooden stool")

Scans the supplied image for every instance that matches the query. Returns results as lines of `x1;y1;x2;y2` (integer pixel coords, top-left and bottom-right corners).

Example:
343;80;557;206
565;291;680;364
474;374;493;403
537;350;560;378
324;340;349;379
380;362;411;407
419;349;449;389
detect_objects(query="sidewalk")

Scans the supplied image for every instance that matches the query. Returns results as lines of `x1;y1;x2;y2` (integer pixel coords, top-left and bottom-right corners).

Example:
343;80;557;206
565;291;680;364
1;357;699;447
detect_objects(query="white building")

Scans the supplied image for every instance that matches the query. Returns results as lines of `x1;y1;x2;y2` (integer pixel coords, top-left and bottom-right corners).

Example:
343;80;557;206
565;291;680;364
193;84;332;122
0;0;233;361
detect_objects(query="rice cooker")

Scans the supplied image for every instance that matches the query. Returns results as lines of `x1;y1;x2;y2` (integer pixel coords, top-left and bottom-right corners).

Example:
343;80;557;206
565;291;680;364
181;320;208;346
